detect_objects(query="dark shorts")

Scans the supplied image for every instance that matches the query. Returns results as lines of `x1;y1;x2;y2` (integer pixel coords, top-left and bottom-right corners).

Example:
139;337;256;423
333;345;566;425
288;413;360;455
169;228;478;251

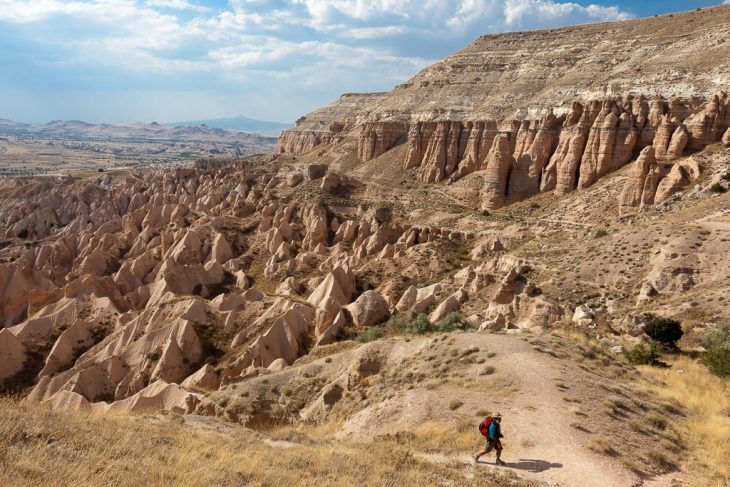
486;436;503;450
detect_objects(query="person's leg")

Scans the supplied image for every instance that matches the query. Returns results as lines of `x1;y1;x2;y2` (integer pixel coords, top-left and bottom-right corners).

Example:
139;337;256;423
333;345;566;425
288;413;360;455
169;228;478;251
494;439;505;465
475;440;492;460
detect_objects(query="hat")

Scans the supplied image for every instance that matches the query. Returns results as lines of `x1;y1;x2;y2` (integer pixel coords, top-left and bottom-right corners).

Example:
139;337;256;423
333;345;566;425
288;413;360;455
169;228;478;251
493;412;502;418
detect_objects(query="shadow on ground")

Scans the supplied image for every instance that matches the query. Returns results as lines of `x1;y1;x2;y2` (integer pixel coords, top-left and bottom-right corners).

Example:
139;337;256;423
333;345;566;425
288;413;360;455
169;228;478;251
506;459;563;473
477;458;563;473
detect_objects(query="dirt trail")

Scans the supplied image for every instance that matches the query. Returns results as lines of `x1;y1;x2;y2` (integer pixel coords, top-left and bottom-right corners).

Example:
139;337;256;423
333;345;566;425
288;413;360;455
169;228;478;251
433;334;639;487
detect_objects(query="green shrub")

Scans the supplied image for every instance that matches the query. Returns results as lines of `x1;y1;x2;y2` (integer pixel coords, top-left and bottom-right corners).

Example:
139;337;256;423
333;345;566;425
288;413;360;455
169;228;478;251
702;325;730;350
644;317;683;350
356;327;384;343
594;229;609;239
624;343;667;367
702;348;730;378
710;182;727;193
410;314;434;334
387;312;472;337
436;312;471;332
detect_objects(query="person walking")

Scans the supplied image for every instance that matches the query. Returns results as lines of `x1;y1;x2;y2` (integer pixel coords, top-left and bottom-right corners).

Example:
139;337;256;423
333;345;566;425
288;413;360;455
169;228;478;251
475;412;505;465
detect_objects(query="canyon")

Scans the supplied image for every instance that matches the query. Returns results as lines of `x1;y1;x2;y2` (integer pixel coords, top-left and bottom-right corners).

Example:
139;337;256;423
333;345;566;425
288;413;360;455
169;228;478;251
1;6;730;487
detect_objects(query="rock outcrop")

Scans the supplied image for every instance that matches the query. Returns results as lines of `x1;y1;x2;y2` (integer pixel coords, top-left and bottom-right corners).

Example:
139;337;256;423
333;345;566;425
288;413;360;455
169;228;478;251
0;328;26;383
481;134;516;210
357;122;406;161
344;290;389;326
618;147;657;213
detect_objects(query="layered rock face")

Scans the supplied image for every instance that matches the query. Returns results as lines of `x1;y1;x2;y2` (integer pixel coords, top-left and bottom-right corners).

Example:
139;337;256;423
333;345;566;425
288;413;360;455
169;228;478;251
277;6;730;160
279;93;727;213
275;130;339;155
357;122;407;161
276;7;730;212
396;94;728;209
275;92;386;156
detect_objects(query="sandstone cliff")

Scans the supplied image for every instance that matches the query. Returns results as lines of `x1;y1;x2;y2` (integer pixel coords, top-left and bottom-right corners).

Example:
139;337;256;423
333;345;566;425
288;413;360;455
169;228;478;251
366;94;727;210
276;6;730;211
277;6;730;159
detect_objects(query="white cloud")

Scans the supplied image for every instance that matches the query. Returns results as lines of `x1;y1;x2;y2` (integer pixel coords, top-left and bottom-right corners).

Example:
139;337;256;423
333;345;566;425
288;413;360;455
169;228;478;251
0;0;635;120
0;1;635;71
145;0;208;11
0;0;97;23
503;0;632;27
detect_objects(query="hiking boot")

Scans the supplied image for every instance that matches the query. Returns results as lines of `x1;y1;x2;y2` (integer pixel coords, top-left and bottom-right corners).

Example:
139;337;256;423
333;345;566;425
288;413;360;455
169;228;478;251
496;459;506;466
474;454;480;463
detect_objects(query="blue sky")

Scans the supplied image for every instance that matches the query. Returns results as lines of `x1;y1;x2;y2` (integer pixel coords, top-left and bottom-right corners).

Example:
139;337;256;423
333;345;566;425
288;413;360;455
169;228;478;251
0;0;724;124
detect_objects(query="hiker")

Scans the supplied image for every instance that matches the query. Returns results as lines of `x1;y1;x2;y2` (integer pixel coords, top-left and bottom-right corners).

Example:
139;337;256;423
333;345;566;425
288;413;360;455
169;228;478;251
475;412;505;465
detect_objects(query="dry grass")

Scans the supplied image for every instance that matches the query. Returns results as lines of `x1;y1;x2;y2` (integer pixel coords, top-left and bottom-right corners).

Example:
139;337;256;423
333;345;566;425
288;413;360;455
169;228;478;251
412;419;478;452
0;398;522;487
640;358;730;486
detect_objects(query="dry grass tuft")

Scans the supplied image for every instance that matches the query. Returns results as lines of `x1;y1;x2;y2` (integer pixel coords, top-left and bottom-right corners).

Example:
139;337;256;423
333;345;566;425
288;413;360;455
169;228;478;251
640;358;730;486
413;419;478;452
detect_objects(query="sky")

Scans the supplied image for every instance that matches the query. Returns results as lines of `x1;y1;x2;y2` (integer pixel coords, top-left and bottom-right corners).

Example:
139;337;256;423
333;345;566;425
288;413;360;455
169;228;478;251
0;0;725;125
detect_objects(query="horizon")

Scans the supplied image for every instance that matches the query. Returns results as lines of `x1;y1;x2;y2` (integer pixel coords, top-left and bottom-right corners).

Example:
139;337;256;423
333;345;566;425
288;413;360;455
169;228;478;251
0;0;725;125
0;113;293;127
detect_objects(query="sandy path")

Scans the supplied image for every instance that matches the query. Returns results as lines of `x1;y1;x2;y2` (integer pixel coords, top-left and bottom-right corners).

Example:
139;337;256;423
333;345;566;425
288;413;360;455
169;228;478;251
450;334;638;487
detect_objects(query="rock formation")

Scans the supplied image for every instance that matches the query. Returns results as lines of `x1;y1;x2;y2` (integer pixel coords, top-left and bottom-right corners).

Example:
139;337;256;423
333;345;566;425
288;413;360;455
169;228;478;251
357;122;406;161
481;134;516;210
618;147;657;213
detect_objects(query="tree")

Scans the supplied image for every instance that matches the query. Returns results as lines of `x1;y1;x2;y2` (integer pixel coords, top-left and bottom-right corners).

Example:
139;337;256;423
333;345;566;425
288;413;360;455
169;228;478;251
644;317;683;351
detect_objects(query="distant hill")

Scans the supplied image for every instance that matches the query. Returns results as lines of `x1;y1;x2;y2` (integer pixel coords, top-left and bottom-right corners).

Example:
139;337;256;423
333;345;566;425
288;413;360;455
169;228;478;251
0;119;278;146
168;115;291;135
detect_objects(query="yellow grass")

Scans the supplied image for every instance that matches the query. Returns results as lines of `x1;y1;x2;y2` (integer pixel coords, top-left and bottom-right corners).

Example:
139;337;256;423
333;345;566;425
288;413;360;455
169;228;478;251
640;358;730;486
0;398;525;487
414;418;479;452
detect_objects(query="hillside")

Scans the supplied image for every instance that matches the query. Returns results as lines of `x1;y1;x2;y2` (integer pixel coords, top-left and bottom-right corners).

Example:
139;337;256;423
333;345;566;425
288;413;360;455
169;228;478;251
0;6;729;487
0;119;277;145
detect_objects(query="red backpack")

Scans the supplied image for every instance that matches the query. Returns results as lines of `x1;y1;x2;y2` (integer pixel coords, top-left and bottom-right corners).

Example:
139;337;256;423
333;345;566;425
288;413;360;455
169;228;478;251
478;416;493;437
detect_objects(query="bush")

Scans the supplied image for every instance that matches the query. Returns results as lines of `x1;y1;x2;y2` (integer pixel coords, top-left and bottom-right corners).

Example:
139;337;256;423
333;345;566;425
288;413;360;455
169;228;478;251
624;343;667;367
702;348;730;378
387;312;472;337
710;182;727;193
435;312;471;333
410;314;434;334
703;325;730;350
722;172;730;182
594;229;609;238
701;325;730;378
645;317;683;350
356;327;384;343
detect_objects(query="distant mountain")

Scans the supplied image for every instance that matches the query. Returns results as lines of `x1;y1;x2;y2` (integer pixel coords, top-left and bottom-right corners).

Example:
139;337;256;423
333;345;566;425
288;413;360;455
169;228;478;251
0;119;278;146
168;115;291;135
